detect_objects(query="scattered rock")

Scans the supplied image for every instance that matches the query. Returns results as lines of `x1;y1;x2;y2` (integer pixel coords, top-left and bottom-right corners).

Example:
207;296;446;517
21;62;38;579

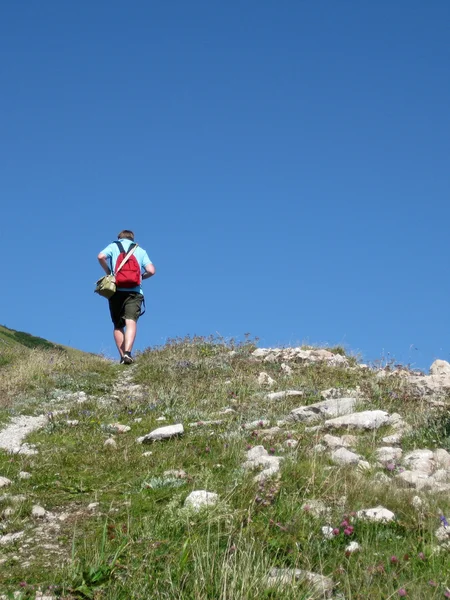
242;419;270;430
189;420;223;428
87;502;100;510
323;434;353;449
142;451;153;457
163;469;187;479
32;505;47;518
290;397;358;423
325;410;390;430
0;477;12;488
184;490;219;511
375;447;403;464
266;390;304;401
66;420;79;426
265;567;334;598
356;506;395;522
0;531;24;545
103;437;117;449
242;446;283;481
257;372;276;387
107;423;131;434
137;423;184;443
0;415;48;455
280;363;293;375
331;448;362;465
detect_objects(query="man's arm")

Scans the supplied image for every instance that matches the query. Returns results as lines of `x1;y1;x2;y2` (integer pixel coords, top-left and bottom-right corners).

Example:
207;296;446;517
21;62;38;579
98;253;111;275
142;262;156;280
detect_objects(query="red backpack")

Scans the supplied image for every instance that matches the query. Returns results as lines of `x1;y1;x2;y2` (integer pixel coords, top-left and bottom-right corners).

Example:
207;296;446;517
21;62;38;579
114;241;141;288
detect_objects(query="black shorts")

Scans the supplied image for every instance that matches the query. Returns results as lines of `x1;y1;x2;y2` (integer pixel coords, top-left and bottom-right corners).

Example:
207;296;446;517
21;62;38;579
108;292;144;329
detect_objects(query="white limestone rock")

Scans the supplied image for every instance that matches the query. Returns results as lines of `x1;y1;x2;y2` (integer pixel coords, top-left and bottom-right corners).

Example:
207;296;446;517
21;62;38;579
108;423;131;434
434;449;450;470
375;447;403;464
280;363;293;375
0;477;12;488
290;397;357;423
266;390;303;401
403;449;434;474
103;437;117;449
257;372;276;387
242;419;270;430
322;434;353;449
331;448;362;465
184;490;218;511
31;505;47;518
0;531;24;545
138;423;184;443
325;410;390;430
395;470;431;490
356;506;395;523
265;568;334;598
242;445;282;481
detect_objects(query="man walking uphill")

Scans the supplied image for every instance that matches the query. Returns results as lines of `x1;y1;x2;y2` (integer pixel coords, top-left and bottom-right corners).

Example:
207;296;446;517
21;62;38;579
98;230;156;364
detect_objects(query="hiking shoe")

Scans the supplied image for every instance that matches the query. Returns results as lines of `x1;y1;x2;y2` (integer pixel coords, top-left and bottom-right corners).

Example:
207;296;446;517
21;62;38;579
120;357;125;364
122;352;134;365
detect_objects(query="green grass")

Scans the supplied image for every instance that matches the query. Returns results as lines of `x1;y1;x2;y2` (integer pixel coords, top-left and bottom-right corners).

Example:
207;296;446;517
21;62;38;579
0;336;449;599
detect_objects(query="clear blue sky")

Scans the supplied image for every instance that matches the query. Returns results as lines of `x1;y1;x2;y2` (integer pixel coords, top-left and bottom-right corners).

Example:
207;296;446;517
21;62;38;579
1;1;449;370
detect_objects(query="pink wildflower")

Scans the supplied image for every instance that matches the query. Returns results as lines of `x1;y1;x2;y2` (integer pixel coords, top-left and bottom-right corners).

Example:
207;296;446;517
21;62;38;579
398;589;407;597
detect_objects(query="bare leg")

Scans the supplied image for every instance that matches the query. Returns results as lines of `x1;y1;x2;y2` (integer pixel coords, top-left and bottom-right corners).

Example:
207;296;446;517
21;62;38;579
113;328;125;357
124;319;137;353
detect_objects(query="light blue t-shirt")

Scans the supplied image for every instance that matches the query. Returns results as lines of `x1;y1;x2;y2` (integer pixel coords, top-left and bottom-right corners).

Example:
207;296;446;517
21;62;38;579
100;239;152;294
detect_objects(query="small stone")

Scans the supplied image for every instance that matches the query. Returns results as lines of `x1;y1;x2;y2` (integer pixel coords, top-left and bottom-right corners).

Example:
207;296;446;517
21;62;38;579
32;505;47;518
184;490;219;511
325;410;390;430
134;417;142;422
331;448;361;465
0;477;11;488
257;372;276;387
87;502;100;510
156;416;167;421
434;449;450;470
138;423;184;442
104;437;117;449
375;447;403;463
266;390;303;401
66;420;79;426
396;470;430;490
0;531;24;545
345;541;360;553
280;363;293;375
18;471;31;480
2;507;14;517
242;419;270;430
108;423;131;434
163;469;187;479
265;568;334;598
356;506;395;522
142;451;153;456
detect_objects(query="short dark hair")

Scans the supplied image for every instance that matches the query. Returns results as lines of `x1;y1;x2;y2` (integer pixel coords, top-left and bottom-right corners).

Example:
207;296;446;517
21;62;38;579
118;230;134;241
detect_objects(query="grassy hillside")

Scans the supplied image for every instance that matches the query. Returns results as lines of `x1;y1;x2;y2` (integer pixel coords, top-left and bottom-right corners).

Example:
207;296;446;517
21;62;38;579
0;336;449;599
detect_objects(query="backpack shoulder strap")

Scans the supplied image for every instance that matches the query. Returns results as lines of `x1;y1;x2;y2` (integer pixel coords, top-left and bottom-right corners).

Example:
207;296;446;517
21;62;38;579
114;241;125;254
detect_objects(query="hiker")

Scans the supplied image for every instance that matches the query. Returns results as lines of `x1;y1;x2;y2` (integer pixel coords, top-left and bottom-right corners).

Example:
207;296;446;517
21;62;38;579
97;230;156;364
